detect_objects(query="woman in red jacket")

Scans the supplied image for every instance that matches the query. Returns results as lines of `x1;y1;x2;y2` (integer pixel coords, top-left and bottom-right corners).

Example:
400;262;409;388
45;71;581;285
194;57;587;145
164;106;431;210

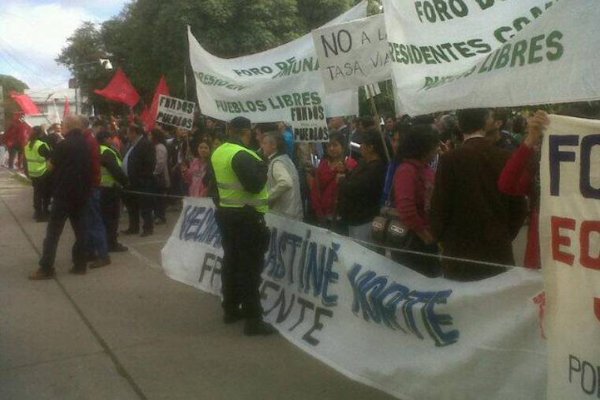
310;132;357;232
498;111;549;269
392;124;441;277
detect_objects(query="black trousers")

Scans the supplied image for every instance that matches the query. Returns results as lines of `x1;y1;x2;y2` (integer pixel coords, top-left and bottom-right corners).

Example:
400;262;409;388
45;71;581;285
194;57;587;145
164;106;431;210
215;208;270;319
153;185;168;221
123;185;154;233
31;175;52;217
39;198;87;272
100;187;121;248
392;233;442;278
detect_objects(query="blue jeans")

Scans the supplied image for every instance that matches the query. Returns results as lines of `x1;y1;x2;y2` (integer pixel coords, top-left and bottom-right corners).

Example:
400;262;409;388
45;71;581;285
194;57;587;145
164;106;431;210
85;188;108;258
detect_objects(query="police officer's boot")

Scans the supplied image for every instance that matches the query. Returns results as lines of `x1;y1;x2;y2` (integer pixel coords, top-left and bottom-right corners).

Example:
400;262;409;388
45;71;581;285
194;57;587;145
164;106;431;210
243;318;277;336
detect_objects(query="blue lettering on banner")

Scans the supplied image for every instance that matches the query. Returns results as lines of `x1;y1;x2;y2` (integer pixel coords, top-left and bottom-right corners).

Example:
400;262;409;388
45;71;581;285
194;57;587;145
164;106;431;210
179;205;222;248
199;252;222;287
264;227;340;307
260;279;333;346
347;263;459;347
548;134;600;199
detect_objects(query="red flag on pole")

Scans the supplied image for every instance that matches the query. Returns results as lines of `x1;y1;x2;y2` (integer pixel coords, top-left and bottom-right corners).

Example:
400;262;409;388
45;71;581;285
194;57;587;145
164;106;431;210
94;68;140;107
63;96;71;118
9;91;40;115
143;76;170;131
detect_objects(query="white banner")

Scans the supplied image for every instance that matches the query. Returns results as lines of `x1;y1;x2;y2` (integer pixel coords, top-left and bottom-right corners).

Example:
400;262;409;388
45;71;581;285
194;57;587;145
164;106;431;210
157;95;195;130
382;0;600;116
313;14;391;93
162;197;547;400
540;115;600;400
188;2;366;124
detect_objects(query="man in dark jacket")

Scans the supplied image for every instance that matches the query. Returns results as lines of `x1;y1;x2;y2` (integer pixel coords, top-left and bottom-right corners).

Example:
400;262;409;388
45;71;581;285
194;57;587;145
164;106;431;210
121;124;156;236
430;108;527;281
30;116;93;279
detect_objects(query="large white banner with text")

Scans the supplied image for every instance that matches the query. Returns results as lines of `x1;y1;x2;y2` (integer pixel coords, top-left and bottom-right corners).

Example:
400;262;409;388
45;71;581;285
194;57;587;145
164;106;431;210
540;115;600;400
382;0;600;116
188;2;366;126
162;197;547;400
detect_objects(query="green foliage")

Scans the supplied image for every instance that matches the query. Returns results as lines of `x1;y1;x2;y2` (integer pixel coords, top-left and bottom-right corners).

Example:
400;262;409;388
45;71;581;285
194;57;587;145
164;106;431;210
57;0;382;115
0;74;29;127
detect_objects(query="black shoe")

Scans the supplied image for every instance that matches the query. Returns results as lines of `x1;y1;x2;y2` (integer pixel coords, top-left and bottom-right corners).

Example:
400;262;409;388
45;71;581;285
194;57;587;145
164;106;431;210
89;257;111;269
140;231;153;237
109;243;129;253
223;311;244;324
121;229;139;235
68;266;87;275
86;254;98;263
244;319;277;336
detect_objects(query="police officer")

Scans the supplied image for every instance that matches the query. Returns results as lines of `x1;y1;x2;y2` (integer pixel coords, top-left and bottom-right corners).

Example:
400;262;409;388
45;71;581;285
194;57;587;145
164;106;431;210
97;131;129;253
211;116;275;336
24;126;52;222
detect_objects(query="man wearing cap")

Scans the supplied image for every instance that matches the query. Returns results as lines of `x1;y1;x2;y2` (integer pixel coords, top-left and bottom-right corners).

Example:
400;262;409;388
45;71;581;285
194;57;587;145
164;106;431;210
211;116;275;336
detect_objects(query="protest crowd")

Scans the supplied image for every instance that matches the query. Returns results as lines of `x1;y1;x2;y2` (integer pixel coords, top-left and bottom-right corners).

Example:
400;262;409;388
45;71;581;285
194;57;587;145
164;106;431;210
7;104;575;300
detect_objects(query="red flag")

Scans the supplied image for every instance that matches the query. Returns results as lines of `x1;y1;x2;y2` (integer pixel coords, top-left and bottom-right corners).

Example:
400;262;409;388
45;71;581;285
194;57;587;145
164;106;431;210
9;91;40;115
143;76;170;131
94;68;140;107
63;96;71;118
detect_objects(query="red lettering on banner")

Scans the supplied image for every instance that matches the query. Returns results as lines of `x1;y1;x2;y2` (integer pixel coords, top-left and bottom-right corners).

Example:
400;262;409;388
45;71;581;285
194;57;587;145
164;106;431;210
552;216;576;266
580;221;600;270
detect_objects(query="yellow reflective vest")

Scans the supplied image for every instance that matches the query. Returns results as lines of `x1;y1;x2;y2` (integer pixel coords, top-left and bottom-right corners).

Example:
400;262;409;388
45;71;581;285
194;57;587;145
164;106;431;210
24;140;49;178
211;142;268;213
100;145;123;187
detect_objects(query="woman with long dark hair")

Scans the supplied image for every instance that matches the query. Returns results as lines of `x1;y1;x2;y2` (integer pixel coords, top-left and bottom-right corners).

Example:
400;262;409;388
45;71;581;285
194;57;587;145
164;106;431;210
392;124;441;277
310;132;358;230
24;126;52;221
337;128;387;241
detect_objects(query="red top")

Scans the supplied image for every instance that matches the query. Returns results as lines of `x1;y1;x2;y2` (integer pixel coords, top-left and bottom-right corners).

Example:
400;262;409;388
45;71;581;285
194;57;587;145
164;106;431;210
84;130;101;188
311;158;357;219
394;159;435;235
498;144;540;269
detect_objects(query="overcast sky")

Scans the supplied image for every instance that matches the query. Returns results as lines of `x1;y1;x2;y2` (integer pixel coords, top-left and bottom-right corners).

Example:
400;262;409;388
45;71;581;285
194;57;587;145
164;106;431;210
0;0;129;92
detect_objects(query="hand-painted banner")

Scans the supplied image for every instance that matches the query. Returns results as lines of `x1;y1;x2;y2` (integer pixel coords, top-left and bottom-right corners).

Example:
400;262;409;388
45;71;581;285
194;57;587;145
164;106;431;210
156;95;195;131
313;14;391;93
187;2;366;124
540;115;600;400
162;197;546;400
382;0;600;116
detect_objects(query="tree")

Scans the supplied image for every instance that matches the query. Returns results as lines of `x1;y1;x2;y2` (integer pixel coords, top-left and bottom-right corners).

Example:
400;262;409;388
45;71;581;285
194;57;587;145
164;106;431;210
56;22;119;115
0;74;29;130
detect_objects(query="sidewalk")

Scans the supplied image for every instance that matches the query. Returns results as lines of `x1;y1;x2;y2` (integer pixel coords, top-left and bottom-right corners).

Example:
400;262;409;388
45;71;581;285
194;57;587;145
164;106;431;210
0;168;394;400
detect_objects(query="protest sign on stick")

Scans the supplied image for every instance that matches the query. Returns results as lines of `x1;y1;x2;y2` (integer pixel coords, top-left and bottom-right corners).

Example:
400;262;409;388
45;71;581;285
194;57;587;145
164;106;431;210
156;95;195;131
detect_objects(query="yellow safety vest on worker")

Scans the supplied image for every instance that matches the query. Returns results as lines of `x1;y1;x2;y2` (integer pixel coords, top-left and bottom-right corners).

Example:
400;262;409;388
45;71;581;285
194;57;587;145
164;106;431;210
211;142;269;214
24;140;50;178
99;144;123;187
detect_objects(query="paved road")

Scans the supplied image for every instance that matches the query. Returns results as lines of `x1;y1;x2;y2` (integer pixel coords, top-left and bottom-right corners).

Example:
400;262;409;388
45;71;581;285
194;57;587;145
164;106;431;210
0;168;396;400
